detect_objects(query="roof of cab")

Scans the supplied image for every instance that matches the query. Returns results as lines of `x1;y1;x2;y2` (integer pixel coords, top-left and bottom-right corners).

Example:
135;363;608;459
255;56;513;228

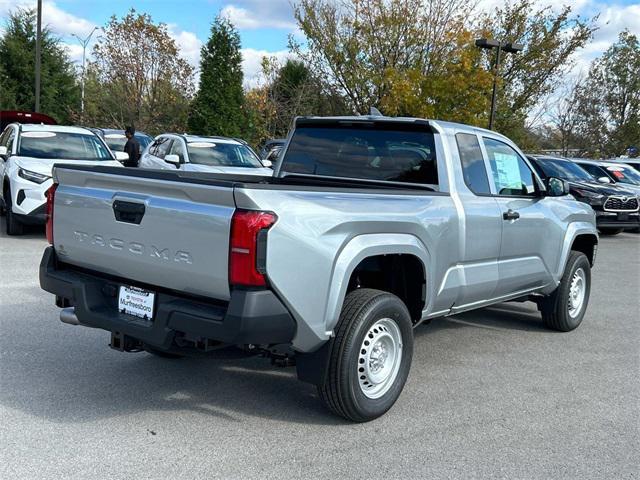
182;134;243;145
18;123;96;135
293;115;504;139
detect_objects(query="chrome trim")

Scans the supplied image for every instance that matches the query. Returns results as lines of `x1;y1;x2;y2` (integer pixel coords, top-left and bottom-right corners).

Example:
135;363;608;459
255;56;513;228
603;195;639;212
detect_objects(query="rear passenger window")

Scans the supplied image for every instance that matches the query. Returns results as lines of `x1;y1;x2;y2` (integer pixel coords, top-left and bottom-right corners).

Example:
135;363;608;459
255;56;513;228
456;133;490;194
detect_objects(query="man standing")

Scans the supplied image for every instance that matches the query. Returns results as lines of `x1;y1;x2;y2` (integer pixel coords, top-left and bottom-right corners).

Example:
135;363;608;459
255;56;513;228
123;126;140;167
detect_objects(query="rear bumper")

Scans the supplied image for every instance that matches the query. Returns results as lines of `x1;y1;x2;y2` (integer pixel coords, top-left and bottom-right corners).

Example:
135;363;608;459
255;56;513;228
39;247;296;350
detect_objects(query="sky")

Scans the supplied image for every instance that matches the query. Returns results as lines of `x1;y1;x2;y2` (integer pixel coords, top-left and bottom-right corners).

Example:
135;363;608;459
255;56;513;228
0;0;639;88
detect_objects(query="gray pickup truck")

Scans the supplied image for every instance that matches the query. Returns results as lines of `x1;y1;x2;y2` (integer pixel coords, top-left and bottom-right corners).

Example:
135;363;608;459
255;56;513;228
40;115;598;422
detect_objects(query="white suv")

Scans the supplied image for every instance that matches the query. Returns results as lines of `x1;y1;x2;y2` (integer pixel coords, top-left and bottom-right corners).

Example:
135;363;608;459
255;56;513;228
0;124;126;235
140;134;273;175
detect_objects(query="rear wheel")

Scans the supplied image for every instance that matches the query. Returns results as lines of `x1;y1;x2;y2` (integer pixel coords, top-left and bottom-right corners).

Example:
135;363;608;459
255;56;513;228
598;227;623;235
541;251;591;332
318;288;413;422
4;189;24;235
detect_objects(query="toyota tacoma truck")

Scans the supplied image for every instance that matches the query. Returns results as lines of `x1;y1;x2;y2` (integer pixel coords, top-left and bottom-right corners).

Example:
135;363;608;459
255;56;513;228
40;115;598;422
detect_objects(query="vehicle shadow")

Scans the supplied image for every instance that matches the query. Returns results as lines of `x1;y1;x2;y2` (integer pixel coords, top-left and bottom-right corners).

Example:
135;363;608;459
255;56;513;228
0;297;548;427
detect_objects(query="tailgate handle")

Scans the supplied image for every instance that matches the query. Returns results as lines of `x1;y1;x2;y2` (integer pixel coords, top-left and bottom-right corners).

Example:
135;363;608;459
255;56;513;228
113;200;145;225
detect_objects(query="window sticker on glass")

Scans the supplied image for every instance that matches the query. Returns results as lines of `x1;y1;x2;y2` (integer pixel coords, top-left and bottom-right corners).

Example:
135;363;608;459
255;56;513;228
105;133;126;139
189;142;216;148
22;131;56;138
492;152;522;189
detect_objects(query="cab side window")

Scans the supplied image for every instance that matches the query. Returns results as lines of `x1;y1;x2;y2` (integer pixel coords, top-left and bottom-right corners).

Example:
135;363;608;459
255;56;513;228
456;133;491;195
483;137;537;196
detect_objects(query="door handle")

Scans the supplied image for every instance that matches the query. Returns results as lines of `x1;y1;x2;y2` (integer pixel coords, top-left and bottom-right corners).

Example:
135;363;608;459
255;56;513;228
503;209;520;221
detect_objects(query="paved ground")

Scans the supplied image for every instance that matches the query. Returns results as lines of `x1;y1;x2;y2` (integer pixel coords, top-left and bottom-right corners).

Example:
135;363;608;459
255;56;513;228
1;222;638;480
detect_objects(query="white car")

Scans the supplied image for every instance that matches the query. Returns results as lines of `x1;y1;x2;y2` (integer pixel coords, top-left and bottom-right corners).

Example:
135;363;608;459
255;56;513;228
139;134;273;175
0;124;125;235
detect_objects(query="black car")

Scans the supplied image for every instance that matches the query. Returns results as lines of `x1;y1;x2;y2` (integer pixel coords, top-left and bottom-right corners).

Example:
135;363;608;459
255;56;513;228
528;155;640;235
90;128;153;157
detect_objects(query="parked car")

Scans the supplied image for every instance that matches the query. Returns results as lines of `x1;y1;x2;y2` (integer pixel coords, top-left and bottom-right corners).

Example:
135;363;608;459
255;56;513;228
528;155;639;235
0;124;125;235
573;158;640;193
258;138;285;160
139;134;272;175
40;115;598;422
90;128;152;158
609;157;640;173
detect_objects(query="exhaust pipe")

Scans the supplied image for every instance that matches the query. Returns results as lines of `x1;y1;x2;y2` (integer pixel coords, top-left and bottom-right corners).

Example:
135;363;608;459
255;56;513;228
60;307;83;326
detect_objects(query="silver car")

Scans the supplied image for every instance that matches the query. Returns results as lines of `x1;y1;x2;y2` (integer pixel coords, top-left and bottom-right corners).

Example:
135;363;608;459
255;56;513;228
139;133;273;175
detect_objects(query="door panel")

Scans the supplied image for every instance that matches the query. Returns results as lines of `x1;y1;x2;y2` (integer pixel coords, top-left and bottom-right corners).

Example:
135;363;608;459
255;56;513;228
482;137;558;296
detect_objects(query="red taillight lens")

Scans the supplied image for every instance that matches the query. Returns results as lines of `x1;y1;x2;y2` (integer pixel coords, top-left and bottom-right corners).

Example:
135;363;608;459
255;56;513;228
229;210;277;287
45;184;58;244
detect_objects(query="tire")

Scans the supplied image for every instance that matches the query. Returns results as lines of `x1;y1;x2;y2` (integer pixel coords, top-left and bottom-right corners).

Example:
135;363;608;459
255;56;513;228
598;227;623;235
541;251;591;332
318;288;413;422
143;345;184;359
627;227;640;234
4;189;24;235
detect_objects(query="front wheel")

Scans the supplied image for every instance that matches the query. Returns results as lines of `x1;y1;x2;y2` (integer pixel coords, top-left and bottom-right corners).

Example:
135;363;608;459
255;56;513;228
4;190;24;235
541;251;591;332
598;227;623;235
318;288;413;422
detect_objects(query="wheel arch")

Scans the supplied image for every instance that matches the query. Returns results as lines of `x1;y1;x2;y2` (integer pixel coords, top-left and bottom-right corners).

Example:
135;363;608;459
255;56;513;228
323;233;432;334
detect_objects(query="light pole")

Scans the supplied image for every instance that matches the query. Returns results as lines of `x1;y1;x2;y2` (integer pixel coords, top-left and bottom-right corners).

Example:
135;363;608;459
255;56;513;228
72;26;99;120
475;38;524;130
35;0;42;112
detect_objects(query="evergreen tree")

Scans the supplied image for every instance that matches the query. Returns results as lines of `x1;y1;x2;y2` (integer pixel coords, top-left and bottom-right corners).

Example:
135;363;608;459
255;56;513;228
0;8;79;123
188;16;245;136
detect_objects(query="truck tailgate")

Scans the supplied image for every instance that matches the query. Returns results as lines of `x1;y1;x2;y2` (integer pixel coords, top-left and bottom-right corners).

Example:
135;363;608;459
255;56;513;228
52;167;236;300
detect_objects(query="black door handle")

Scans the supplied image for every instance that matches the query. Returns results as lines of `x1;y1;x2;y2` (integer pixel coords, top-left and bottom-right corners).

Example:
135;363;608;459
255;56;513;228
113;200;145;224
503;209;520;221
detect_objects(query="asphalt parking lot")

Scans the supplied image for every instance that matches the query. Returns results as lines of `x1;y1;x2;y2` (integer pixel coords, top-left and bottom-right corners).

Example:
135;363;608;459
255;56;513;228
1;223;638;480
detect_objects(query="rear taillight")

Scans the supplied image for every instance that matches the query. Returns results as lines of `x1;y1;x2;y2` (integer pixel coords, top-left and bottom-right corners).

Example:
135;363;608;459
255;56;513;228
45;184;57;244
229;210;277;287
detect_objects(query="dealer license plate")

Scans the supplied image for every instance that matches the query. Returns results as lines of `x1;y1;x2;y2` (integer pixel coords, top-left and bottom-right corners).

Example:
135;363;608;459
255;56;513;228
118;285;155;321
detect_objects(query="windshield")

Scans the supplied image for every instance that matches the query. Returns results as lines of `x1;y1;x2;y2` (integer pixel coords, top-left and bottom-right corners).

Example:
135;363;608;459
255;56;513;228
605;165;640;185
282;125;438;186
186;141;263;168
18;131;112;160
533;158;593;182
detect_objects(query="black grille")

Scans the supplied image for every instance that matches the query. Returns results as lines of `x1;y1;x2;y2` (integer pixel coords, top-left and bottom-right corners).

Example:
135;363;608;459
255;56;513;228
604;196;639;211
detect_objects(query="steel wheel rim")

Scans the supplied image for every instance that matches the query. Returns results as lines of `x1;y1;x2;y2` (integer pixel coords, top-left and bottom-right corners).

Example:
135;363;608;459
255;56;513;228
568;267;587;318
357;318;403;399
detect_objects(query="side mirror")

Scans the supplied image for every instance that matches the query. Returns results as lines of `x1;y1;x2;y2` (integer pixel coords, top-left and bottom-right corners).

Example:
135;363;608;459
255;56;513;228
114;151;129;162
262;159;273;168
164;154;180;167
597;176;611;184
545;177;570;197
0;145;7;159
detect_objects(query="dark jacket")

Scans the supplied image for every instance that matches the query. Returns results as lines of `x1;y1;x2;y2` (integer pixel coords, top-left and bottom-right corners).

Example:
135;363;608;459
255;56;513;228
123;137;141;167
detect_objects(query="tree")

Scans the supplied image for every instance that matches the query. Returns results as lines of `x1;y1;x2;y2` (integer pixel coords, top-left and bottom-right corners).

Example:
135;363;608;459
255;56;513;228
577;31;640;157
480;0;597;145
84;9;193;133
549;76;586;157
0;8;79;122
293;0;477;115
188;16;245;136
